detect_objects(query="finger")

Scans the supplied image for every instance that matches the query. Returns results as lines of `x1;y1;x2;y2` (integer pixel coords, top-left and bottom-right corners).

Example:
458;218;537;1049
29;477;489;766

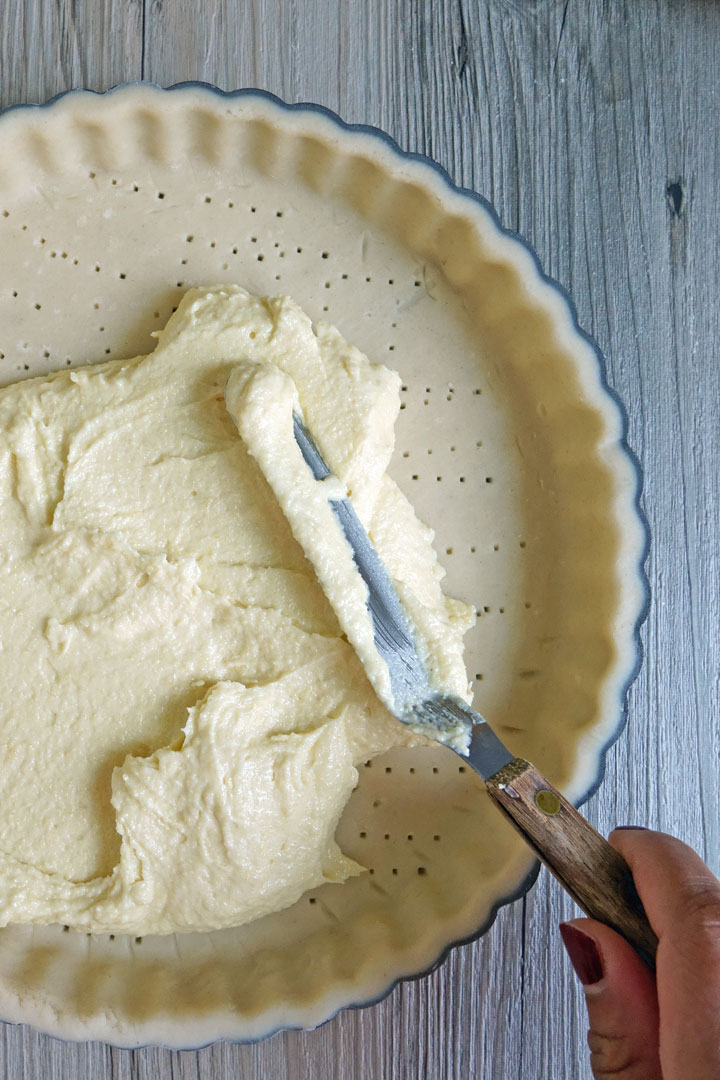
560;918;660;1080
610;828;720;1080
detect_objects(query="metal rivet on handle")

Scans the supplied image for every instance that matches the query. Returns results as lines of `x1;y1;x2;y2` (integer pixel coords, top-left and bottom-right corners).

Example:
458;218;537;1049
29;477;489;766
535;789;561;815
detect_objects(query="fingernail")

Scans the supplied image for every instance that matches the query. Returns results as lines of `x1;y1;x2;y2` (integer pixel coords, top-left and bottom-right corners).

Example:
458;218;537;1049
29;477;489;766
614;825;648;831
559;923;604;986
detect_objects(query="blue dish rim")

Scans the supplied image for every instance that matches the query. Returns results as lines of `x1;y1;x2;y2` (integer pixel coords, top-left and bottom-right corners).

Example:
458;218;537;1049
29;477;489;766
0;81;650;1048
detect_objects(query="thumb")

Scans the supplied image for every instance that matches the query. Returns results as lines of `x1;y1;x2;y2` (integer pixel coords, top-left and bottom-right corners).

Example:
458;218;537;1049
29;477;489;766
560;918;660;1080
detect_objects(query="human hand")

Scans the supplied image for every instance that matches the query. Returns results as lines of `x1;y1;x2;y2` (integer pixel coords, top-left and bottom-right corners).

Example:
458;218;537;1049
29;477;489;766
559;827;720;1080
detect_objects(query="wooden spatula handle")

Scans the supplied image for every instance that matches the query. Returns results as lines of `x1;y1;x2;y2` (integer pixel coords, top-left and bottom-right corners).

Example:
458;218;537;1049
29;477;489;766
484;758;658;968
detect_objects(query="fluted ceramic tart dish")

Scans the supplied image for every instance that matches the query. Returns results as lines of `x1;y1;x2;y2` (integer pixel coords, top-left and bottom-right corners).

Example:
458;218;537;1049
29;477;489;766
0;83;647;1047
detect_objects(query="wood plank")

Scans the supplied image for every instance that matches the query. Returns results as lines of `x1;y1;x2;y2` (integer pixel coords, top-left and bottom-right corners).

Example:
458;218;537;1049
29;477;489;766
0;0;142;110
0;0;718;1076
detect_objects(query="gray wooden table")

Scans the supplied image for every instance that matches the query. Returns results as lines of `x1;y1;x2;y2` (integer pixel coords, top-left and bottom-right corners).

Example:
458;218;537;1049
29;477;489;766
0;2;718;1077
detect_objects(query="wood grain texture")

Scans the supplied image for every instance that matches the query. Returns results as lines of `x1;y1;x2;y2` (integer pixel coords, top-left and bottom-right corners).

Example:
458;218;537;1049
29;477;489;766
486;760;657;964
0;0;718;1076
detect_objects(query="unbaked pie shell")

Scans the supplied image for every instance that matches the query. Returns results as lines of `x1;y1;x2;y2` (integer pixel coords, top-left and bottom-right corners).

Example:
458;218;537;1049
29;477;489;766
0;84;647;1046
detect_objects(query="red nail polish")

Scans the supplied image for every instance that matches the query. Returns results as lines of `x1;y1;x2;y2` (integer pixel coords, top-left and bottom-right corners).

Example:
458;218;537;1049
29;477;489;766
559;923;604;986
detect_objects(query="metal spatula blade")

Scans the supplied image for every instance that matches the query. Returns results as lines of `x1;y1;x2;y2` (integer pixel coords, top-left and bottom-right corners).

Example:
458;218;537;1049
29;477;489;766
293;412;513;777
291;412;658;968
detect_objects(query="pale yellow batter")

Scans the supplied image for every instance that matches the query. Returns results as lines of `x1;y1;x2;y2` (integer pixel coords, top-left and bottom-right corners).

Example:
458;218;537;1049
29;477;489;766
0;286;473;935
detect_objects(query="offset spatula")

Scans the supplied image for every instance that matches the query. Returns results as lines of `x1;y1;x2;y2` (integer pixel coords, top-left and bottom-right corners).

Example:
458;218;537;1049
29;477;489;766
292;413;658;969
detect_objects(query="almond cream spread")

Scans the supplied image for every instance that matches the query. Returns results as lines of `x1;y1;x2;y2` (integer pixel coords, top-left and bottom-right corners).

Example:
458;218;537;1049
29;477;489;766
0;286;473;935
